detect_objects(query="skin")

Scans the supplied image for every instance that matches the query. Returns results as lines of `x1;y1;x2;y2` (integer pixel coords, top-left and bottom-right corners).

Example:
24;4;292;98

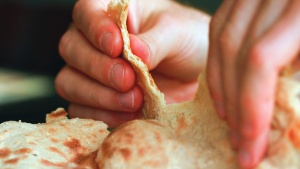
55;0;210;128
207;0;300;168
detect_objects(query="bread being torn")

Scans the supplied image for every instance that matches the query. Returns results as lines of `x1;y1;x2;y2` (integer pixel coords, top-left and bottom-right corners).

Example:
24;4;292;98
96;0;300;168
1;0;299;168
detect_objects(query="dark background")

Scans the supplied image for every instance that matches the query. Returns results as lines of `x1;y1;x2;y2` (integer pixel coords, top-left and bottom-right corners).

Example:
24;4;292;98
0;0;222;123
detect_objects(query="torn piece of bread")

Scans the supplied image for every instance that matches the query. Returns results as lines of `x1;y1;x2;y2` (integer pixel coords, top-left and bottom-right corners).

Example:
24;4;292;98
98;0;300;168
0;108;109;169
107;0;166;120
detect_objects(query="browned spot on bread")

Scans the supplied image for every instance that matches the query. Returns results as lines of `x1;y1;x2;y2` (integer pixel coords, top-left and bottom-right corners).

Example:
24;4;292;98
15;148;32;155
49;147;66;158
143;160;164;167
63;138;89;162
64;138;83;151
50;138;58;143
48;128;56;133
124;133;133;144
4;158;19;164
101;141;115;159
28;142;37;146
60;123;66;127
48;109;67;118
119;148;131;161
98;129;106;133
0;148;11;158
84;123;95;127
40;159;65;167
138;148;146;157
177;117;187;129
76;151;99;169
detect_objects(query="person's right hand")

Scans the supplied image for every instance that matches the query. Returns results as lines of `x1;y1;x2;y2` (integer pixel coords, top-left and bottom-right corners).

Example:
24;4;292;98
55;0;210;128
207;0;300;168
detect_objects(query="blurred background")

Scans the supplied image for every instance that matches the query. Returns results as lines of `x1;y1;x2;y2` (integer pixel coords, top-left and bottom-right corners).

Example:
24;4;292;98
0;0;222;123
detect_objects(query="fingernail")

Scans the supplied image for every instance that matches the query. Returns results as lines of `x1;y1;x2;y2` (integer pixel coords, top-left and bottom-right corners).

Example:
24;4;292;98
109;63;124;90
238;149;252;168
118;90;134;110
100;32;114;56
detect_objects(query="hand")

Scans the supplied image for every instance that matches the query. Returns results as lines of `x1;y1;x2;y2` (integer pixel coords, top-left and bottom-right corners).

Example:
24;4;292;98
207;0;300;168
55;0;210;128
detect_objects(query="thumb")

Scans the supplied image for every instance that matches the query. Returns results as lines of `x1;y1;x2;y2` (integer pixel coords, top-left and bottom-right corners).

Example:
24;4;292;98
136;21;180;71
134;14;210;81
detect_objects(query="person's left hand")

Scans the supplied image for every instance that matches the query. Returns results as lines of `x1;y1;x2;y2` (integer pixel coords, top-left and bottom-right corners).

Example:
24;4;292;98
55;0;210;128
207;0;300;168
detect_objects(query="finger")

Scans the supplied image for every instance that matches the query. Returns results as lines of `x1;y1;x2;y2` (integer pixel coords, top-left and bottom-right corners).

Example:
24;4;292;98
292;57;300;72
59;25;135;92
207;0;236;119
218;0;262;147
55;66;144;112
72;0;122;57
238;1;300;168
68;103;141;128
238;127;269;169
129;34;150;66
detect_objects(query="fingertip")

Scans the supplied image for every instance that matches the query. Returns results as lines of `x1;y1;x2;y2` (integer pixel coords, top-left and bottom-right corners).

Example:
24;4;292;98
129;34;150;66
117;61;136;92
98;26;123;58
238;128;268;169
132;86;144;112
54;66;72;100
72;0;123;57
116;85;143;113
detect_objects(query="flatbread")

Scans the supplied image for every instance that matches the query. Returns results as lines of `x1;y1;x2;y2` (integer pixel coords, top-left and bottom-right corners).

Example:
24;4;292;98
0;108;109;169
96;0;300;168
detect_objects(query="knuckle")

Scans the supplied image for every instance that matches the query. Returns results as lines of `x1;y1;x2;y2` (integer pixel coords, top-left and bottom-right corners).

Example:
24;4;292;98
54;67;68;98
58;32;71;60
248;43;269;68
91;89;104;108
86;55;107;82
90;87;112;110
86;54;97;76
218;28;237;59
72;0;82;22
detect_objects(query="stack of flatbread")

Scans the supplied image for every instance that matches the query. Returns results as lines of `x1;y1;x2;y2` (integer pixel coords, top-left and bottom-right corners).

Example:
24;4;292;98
1;0;299;168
